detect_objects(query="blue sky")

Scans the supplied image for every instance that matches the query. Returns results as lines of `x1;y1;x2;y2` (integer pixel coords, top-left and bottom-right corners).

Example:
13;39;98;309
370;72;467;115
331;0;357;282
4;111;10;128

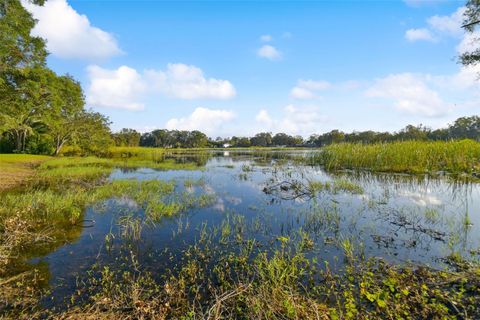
23;0;479;137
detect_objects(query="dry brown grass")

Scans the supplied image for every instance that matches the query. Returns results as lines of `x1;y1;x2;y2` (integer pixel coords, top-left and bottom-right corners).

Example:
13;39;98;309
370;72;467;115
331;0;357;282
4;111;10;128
0;154;51;192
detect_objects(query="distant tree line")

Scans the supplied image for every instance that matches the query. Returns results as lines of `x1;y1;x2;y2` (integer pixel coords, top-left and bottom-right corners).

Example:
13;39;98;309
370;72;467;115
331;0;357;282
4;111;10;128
110;115;480;149
306;116;480;147
0;0;112;155
138;130;209;148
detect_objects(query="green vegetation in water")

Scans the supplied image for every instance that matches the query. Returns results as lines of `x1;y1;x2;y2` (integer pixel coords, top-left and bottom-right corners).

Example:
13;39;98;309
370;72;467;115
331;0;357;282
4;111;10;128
55;221;480;320
1;151;480;319
0;156;210;270
308;178;364;195
313;140;480;175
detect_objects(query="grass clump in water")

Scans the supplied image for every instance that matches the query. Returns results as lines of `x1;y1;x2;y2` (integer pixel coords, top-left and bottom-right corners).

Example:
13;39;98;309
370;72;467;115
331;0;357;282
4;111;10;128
308;178;364;195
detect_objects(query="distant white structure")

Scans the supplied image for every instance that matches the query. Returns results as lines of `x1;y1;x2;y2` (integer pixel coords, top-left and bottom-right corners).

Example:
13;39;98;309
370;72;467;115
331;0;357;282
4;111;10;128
223;143;231;148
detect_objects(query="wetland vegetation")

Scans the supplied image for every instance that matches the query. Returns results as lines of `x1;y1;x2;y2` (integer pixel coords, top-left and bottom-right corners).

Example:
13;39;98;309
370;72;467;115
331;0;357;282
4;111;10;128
2;0;480;318
1;148;480;319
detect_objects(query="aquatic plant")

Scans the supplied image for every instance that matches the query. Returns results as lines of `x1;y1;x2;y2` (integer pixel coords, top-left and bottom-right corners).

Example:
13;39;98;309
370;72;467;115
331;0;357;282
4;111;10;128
59;232;480;320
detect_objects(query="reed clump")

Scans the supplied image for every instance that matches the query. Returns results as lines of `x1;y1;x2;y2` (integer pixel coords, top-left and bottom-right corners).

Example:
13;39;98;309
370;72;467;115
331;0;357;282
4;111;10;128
313;140;480;175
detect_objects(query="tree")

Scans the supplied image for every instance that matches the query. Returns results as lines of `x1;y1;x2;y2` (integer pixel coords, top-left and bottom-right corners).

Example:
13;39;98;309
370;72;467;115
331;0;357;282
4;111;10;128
320;130;345;146
250;132;272;147
449;115;480;140
0;0;49;152
236;137;251;147
460;0;480;67
0;0;47;73
396;124;429;141
47;74;86;155
188;130;208;148
0;67;52;152
113;128;141;147
71;111;112;154
0;1;117;155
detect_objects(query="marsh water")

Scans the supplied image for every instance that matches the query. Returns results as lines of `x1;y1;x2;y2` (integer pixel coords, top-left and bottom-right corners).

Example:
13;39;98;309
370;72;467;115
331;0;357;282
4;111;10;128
27;151;480;309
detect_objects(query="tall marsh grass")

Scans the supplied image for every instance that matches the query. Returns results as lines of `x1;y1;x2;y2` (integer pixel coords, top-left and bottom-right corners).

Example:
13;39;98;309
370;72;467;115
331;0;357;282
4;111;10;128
313;140;480;174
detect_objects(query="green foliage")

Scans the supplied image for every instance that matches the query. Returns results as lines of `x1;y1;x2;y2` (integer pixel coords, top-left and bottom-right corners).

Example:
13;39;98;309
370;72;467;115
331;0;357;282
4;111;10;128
250;132;273;147
140;129;209;148
112;128;141;147
0;0;112;156
59;238;480;319
308;179;364;195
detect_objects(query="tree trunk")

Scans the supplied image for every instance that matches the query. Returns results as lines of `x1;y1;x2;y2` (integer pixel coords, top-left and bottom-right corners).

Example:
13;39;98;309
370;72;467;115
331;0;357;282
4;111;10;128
14;131;22;153
22;130;26;152
54;136;66;156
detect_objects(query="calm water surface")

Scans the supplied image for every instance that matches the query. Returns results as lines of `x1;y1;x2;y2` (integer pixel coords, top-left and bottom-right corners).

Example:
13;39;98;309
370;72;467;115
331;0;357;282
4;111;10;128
28;151;480;308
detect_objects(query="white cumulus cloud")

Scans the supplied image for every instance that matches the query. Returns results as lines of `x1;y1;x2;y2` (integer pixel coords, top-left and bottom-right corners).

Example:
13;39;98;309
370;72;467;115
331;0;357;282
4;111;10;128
405;7;466;43
145;63;236;100
255;105;328;136
365;65;480;118
457;31;480;54
23;0;122;59
405;28;437;42
87;65;146;111
87;64;236;110
257;45;282;60
255;109;274;127
427;7;465;36
166;107;236;135
290;79;332;99
365;73;450;117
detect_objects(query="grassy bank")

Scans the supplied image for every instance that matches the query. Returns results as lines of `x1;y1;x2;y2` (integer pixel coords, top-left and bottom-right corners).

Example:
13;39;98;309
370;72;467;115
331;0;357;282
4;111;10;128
313;140;480;175
0;154;51;191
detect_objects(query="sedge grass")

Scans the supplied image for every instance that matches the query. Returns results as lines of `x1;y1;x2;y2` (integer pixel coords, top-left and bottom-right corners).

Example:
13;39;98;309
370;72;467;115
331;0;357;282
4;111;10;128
313;140;480;175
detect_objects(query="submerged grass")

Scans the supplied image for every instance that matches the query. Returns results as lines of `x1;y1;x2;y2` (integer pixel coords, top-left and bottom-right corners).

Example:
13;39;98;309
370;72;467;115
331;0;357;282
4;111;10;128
313;140;480;175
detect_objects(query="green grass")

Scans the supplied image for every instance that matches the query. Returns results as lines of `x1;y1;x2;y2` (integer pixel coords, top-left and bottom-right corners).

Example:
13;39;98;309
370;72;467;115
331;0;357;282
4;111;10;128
38;154;204;171
313;140;480;175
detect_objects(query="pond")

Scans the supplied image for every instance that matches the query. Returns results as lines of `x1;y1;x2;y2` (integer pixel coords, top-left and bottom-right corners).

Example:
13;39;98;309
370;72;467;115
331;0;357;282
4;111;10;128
28;150;480;310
